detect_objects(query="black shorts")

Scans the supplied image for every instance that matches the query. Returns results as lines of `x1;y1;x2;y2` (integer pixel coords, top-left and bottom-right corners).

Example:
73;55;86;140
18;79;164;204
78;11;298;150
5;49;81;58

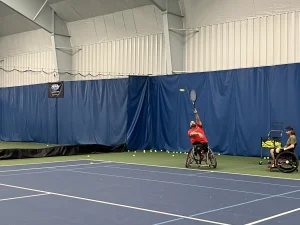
274;148;295;158
278;148;295;153
192;142;208;153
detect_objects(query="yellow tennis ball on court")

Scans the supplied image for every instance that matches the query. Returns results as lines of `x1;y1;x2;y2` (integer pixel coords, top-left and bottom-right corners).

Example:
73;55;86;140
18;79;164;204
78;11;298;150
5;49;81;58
143;150;146;153
264;157;266;159
90;162;93;164
155;150;157;152
133;155;135;157
267;157;269;159
172;155;175;157
218;153;220;155
87;155;90;157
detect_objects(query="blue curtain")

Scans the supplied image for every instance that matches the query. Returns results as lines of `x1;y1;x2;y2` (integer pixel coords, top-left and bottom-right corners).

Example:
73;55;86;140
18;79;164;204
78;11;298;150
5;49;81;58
128;64;300;157
57;79;128;145
0;84;57;144
269;64;300;146
1;63;300;157
234;68;271;156
127;76;152;150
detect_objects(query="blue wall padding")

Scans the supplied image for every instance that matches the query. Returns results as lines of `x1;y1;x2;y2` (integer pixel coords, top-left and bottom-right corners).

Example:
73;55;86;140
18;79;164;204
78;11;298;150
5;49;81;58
1;63;299;157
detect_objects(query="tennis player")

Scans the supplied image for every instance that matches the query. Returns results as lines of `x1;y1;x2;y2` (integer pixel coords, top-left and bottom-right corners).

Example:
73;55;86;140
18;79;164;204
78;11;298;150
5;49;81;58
188;108;209;153
269;126;297;168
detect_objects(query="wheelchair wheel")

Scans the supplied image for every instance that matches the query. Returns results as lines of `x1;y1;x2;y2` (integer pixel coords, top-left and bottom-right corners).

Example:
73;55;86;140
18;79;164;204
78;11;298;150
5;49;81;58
185;148;193;168
208;148;217;168
185;147;201;168
276;151;299;173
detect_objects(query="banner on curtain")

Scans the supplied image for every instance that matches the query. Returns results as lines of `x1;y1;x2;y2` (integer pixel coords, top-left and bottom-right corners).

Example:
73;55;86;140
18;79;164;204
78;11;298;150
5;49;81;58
48;82;64;98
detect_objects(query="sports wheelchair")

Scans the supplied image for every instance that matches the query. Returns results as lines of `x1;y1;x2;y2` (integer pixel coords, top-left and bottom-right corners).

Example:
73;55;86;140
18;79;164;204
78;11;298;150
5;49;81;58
270;146;299;173
185;144;217;169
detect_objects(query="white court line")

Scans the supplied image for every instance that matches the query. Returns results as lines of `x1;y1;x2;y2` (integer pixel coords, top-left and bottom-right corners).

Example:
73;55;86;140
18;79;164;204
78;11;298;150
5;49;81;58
66;169;274;197
67;169;300;201
84;164;300;189
84;159;300;181
152;189;300;225
0;193;49;202
0;159;86;167
0;183;230;225
0;161;107;173
244;208;300;225
1;167;299;201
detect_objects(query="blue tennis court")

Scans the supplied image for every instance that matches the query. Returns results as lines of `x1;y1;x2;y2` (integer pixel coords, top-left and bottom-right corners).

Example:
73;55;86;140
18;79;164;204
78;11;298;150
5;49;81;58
0;159;299;225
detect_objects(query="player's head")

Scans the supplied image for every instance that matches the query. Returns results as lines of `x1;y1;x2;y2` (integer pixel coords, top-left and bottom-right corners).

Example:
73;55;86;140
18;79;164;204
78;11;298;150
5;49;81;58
190;121;196;128
285;126;295;135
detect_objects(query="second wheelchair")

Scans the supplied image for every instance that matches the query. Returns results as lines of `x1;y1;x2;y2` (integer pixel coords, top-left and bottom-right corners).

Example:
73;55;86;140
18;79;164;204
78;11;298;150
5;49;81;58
270;149;299;173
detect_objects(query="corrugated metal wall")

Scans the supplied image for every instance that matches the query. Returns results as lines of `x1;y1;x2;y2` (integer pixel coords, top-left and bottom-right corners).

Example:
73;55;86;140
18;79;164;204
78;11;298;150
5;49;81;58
185;11;300;72
0;32;166;86
72;33;166;80
0;51;56;87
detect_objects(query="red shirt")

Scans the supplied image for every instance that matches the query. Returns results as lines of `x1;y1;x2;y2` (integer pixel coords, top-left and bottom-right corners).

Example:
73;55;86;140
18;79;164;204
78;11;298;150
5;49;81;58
188;124;208;144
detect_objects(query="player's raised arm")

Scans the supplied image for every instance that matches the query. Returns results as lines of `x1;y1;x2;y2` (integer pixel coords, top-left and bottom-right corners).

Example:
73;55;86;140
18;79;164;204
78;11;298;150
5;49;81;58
194;108;202;126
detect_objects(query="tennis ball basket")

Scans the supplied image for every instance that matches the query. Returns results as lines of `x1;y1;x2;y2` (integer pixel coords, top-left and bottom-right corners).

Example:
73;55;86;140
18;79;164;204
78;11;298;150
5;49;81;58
259;122;284;165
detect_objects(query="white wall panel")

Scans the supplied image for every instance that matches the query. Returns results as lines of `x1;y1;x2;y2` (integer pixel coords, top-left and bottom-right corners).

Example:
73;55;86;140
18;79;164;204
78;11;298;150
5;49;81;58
183;0;300;29
72;33;166;81
0;29;52;59
68;5;163;47
0;51;56;87
186;11;300;72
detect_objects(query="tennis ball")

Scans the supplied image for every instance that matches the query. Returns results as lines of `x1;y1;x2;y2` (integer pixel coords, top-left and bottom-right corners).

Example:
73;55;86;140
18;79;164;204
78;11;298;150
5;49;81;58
161;150;163;152
87;155;90;157
90;162;93;164
133;155;135;157
172;155;175;157
155;150;157;152
218;153;220;155
143;150;146;153
150;150;152;153
264;157;266;159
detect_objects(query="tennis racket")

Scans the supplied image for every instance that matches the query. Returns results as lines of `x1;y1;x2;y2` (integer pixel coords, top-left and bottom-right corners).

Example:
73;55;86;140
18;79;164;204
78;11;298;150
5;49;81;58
189;89;197;109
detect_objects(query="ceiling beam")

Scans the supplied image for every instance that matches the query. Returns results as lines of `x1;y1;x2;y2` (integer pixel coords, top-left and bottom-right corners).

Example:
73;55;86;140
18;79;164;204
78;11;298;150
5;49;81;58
148;0;166;12
0;0;73;81
153;0;185;74
0;0;54;33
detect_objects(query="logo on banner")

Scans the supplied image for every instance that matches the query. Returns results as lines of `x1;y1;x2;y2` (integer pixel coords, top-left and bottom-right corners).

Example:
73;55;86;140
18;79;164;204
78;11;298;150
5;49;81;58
48;82;64;98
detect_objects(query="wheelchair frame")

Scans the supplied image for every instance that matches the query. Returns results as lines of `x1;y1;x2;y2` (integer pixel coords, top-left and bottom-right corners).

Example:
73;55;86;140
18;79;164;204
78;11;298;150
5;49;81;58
185;144;217;169
270;149;299;173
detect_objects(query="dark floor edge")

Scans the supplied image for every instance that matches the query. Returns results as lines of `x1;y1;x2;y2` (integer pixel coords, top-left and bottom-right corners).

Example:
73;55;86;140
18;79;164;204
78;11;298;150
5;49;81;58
0;144;127;160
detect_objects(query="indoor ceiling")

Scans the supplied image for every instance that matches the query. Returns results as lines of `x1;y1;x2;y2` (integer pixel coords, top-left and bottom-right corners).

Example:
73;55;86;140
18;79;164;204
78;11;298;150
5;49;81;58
0;0;153;37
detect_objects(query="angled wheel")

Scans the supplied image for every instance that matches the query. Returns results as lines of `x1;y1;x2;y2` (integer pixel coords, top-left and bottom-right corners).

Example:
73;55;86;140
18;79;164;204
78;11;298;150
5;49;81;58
185;148;193;168
276;151;299;173
208;148;217;168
